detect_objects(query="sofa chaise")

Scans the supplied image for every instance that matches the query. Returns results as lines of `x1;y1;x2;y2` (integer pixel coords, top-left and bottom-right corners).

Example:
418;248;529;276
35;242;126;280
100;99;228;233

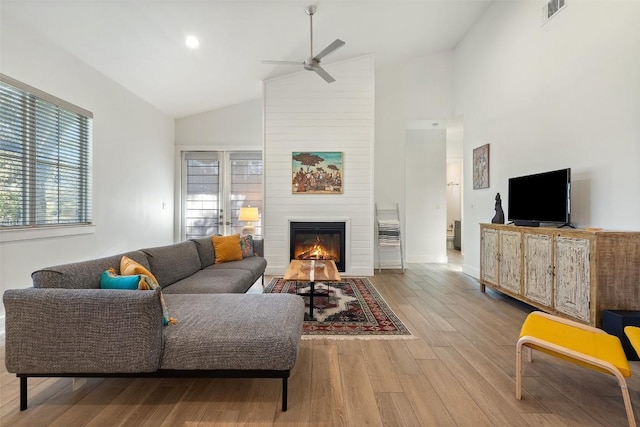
3;237;305;412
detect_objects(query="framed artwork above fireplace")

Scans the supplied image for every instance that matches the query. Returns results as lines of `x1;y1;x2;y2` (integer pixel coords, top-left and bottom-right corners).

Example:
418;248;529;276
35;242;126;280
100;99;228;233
292;151;343;194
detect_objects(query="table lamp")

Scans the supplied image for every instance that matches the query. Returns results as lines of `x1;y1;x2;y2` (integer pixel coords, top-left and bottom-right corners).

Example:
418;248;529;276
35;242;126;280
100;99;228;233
238;206;259;236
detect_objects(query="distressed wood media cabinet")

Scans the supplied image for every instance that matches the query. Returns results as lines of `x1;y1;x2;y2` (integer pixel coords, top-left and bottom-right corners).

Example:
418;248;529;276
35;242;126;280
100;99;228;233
480;224;640;326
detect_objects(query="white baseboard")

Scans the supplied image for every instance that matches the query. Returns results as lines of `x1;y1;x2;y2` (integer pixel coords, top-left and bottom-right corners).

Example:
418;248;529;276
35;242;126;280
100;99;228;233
463;264;480;280
346;267;374;277
406;255;447;263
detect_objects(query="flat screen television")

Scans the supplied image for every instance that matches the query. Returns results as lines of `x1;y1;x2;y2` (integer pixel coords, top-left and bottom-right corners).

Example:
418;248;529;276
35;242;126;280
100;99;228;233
507;168;571;227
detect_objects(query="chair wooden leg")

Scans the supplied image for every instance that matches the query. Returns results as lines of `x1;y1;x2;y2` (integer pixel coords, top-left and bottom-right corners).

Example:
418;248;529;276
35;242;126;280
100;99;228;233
516;341;523;400
617;376;636;427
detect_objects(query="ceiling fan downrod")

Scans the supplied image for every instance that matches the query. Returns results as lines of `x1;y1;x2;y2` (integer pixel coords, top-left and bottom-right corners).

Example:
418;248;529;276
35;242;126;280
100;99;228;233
306;5;316;60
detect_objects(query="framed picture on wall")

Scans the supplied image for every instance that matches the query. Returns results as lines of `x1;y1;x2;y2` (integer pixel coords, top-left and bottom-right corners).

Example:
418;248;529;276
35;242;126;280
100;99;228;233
473;144;490;189
292;152;343;194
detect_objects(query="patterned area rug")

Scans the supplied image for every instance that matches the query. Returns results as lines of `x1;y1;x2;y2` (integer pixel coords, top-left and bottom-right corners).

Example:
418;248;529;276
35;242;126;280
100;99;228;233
264;277;413;339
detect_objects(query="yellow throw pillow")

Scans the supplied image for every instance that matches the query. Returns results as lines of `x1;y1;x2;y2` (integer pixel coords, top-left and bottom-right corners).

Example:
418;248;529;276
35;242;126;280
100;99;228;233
212;234;243;263
119;256;176;326
120;256;159;286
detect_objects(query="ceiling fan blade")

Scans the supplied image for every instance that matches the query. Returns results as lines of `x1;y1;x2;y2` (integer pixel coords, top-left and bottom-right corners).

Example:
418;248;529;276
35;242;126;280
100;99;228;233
313;39;345;62
262;60;304;65
313;66;336;83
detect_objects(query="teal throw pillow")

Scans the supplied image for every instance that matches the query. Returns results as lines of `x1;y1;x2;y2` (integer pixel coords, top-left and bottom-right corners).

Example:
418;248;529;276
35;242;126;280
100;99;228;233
100;269;140;290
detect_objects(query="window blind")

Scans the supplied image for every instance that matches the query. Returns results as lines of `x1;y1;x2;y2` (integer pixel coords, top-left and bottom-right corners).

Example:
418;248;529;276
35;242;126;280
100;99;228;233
230;151;263;236
184;152;220;239
0;74;92;227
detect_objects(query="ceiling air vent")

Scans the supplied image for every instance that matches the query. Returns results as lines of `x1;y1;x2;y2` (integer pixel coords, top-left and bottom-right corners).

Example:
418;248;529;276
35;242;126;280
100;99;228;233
542;0;566;25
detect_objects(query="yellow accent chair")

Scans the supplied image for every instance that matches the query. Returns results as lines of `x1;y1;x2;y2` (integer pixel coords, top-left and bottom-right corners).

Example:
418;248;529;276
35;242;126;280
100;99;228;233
516;311;640;427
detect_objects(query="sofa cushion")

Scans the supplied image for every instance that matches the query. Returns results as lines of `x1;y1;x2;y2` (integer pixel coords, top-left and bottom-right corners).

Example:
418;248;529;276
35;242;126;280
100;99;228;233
212;234;243;263
190;237;215;269
240;235;255;258
31;250;150;289
161;268;254;294
142;241;201;288
212;256;267;282
160;293;304;371
121;256;159;285
100;269;140;290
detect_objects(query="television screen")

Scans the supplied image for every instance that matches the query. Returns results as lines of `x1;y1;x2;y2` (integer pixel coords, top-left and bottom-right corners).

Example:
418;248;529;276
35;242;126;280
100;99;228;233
508;168;571;225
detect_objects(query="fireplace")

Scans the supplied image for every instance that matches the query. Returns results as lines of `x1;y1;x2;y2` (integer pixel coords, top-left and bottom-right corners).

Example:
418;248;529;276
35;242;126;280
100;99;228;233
289;221;346;272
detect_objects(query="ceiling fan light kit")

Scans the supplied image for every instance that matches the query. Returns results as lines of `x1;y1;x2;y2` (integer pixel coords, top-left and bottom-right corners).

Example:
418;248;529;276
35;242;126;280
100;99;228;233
263;4;345;83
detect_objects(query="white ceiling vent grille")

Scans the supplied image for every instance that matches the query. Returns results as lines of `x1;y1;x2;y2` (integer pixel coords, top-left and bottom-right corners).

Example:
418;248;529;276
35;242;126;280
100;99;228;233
542;0;566;25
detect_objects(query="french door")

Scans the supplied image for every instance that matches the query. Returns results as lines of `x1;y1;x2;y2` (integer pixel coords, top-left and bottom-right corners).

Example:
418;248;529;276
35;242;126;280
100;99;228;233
181;151;262;240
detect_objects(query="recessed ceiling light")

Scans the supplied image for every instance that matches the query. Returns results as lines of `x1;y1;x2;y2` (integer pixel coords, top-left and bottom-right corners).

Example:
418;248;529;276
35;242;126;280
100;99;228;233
185;36;200;49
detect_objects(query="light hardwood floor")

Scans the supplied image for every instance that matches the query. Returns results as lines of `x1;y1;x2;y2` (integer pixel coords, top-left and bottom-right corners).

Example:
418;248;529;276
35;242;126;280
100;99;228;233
2;256;640;426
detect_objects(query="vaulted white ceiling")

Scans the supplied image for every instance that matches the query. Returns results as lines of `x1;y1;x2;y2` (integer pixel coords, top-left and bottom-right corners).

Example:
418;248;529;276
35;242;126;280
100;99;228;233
4;1;492;118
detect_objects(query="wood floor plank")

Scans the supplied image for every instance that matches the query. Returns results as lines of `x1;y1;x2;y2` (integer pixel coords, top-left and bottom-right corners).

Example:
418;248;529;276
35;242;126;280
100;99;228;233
5;378;106;427
430;346;534;426
374;392;420;427
159;379;218;427
402;337;438;360
84;378;163;427
338;351;383;427
398;373;456;426
418;359;494;426
233;378;280;426
521;413;569;427
521;375;607;426
118;384;191;426
361;340;403;393
48;378;136;427
394;303;450;347
307;340;346;427
441;331;549;413
521;351;638;425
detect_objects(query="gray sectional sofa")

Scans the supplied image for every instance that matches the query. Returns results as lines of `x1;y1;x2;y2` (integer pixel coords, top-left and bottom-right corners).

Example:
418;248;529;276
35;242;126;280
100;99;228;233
3;237;305;412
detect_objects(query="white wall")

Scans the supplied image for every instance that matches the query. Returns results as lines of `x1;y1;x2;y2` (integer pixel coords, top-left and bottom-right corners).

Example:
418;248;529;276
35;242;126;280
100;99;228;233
263;56;375;276
175;99;262;147
375;51;453;265
455;0;640;277
405;129;447;263
0;15;175;336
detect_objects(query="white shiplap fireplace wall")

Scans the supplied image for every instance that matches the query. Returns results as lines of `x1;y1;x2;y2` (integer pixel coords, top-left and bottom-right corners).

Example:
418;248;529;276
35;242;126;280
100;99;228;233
263;55;375;276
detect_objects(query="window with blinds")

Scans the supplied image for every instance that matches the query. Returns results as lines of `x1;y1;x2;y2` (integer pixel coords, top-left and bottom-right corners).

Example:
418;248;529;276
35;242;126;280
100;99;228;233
0;75;92;228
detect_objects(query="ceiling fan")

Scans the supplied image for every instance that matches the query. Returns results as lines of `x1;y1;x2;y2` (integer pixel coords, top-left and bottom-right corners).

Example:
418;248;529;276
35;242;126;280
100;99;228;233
263;5;345;83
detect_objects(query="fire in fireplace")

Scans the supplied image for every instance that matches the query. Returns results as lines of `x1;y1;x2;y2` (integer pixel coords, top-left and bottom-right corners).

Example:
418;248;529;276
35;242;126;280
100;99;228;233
289;221;346;272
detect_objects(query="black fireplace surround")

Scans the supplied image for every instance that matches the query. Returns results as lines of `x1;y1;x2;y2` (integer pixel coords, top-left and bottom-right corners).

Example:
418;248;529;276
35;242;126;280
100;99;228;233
289;221;346;272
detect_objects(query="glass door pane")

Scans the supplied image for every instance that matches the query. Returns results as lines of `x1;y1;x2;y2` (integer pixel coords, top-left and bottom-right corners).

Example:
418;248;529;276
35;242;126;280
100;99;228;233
229;151;263;237
183;152;220;240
